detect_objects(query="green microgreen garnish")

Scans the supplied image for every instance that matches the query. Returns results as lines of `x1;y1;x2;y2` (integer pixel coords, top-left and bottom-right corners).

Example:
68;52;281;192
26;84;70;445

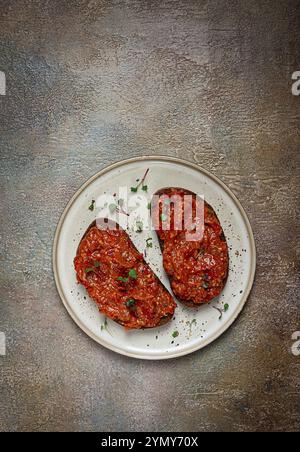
172;331;179;338
129;269;137;279
108;199;129;217
187;319;197;327
126;299;136;308
109;203;117;213
147;202;151;210
85;267;94;273
101;318;112;335
146;238;153;248
117;269;138;283
136;220;144;233
117;277;129;283
213;304;229;320
89;200;95;211
130;169;149;193
85;260;101;274
213;306;223;320
186;319;197;334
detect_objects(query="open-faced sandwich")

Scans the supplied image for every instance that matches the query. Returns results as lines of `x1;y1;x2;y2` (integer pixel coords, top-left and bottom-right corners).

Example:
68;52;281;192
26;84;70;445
152;188;229;307
74;220;176;329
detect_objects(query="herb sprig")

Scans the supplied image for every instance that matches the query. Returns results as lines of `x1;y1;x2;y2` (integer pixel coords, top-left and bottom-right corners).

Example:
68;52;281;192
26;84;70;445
101;318;112;335
85;261;101;274
131;169;149;193
89;200;96;211
213;303;230;320
101;318;108;331
128;269;137;279
136;220;144;233
117;269;138;283
186;319;197;334
126;299;137;308
109;199;129;217
117;276;129;283
146;238;153;248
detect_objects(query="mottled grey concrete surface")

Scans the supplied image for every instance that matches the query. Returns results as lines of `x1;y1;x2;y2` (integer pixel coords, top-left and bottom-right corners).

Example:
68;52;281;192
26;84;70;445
0;0;299;432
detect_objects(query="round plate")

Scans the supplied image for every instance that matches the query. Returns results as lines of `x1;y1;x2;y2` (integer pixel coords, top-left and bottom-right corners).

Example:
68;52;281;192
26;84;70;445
53;156;256;360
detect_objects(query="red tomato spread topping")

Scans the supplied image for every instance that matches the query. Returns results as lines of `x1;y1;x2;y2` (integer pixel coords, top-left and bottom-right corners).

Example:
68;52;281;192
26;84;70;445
74;223;176;329
153;188;229;305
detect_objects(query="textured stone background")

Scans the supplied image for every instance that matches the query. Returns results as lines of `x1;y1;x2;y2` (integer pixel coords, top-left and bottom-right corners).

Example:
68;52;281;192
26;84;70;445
0;0;299;432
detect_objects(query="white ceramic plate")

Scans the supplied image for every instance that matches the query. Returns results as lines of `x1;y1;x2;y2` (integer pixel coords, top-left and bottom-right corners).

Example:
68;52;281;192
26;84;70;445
53;156;256;360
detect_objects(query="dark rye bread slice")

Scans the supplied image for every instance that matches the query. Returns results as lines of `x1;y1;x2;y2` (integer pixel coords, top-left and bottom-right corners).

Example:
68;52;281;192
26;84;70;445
152;188;229;308
74;220;176;329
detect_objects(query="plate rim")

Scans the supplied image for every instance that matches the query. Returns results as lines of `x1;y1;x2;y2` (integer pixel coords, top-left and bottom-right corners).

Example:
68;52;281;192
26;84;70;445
53;155;257;360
